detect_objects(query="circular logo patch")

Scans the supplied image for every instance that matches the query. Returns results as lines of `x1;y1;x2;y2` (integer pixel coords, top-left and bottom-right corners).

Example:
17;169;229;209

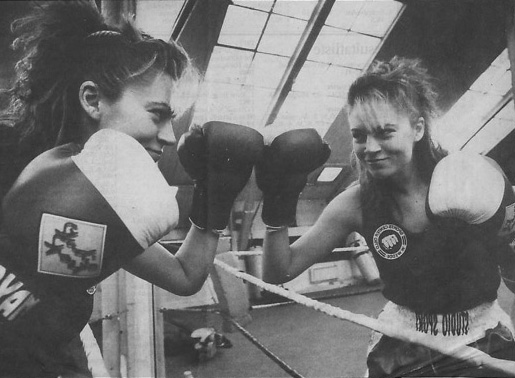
373;224;407;260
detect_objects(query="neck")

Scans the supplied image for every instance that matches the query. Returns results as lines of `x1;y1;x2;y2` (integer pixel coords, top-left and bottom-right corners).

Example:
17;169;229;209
384;163;427;196
76;116;99;146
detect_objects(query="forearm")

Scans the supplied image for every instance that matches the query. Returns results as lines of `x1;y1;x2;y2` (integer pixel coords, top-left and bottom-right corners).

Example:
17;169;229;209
174;226;219;291
123;227;219;296
262;227;295;284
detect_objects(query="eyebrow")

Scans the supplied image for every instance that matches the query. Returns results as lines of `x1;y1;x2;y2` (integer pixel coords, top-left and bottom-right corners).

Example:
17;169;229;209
373;122;396;131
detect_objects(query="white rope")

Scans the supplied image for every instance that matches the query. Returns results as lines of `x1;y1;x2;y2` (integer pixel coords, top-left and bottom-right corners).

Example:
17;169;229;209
214;258;515;376
230;250;264;257
332;246;369;253
80;324;111;378
230;246;368;257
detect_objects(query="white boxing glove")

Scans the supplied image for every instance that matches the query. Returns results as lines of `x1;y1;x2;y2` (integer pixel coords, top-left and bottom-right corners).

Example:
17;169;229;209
427;151;515;237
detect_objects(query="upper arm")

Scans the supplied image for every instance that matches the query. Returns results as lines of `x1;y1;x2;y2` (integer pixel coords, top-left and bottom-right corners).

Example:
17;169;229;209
288;185;363;274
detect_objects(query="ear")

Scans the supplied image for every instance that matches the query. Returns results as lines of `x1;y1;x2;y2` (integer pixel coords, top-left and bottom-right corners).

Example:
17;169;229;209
414;117;425;142
79;81;101;121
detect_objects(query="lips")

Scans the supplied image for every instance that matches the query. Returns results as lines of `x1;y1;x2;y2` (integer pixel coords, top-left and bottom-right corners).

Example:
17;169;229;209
366;158;387;164
147;149;163;161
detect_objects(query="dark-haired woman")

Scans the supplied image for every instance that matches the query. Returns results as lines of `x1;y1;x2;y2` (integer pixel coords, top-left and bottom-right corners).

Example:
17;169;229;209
259;57;515;377
0;1;263;376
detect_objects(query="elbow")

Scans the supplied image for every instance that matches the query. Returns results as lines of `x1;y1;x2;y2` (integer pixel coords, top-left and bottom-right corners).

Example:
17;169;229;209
165;274;208;297
176;287;202;297
172;282;204;297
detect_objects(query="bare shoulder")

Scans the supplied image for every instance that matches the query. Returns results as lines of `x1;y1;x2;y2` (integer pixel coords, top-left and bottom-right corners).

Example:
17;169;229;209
318;184;363;231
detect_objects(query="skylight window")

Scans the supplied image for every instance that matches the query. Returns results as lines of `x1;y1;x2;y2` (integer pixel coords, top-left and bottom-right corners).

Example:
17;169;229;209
258;14;307;57
233;0;273;12
195;0;404;133
308;27;381;69
462;100;515;154
204;47;254;85
218;5;268;49
324;1;364;31
293;61;360;98
272;1;317;20
195;81;274;129
351;1;404;38
317;167;343;183
435;49;511;152
135;0;186;40
272;91;343;137
245;53;290;89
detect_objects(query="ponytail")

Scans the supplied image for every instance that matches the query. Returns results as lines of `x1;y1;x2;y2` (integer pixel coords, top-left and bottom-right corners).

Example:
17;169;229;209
1;0;193;152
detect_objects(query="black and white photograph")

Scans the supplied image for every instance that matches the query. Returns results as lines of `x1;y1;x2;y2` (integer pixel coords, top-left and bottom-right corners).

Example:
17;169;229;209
0;0;514;377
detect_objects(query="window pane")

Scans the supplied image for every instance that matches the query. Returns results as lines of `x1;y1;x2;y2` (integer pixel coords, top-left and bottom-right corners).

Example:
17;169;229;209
195;82;273;129
317;167;343;182
246;53;290;89
308;27;380;69
273;0;316;20
273;91;343;136
436;91;504;152
436;49;512;152
464;101;515;154
205;47;254;85
233;0;274;12
325;1;364;30
351;1;403;38
293;61;359;98
135;0;185;40
258;14;307;56
218;5;268;49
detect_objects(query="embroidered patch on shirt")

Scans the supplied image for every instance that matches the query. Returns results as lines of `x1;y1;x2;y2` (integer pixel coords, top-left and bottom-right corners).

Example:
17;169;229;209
38;213;106;278
373;224;407;260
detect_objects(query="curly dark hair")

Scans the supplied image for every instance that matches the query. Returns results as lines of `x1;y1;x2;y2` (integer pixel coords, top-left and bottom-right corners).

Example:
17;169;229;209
1;0;194;155
347;56;447;211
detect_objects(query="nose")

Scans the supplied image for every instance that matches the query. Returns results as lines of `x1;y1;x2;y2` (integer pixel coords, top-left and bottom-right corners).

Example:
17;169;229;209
157;123;176;146
365;136;381;153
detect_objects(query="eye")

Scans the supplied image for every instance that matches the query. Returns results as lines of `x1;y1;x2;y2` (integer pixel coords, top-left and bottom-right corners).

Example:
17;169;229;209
376;127;395;139
151;108;175;122
351;130;366;144
150;109;165;120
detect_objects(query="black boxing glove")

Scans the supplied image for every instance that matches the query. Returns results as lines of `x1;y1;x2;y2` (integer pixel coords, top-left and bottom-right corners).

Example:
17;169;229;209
178;121;264;232
256;128;331;228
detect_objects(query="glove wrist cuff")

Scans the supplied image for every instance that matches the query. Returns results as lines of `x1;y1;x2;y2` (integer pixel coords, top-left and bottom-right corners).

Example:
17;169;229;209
265;225;288;233
190;219;224;236
261;192;299;228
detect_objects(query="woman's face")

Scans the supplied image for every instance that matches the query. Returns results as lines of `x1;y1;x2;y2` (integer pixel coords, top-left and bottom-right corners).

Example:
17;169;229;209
349;99;423;181
98;73;177;162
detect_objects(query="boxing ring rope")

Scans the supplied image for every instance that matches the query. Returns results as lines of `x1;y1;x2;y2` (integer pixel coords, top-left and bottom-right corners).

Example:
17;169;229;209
165;306;306;378
223;315;305;378
230;246;369;257
214;257;515;377
80;324;111;378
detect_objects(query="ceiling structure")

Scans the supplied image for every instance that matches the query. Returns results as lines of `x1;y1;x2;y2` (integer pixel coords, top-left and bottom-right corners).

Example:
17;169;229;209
0;0;513;246
146;0;513;246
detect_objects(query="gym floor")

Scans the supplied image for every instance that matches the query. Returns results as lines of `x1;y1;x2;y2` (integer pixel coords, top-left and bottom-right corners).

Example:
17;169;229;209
163;283;515;378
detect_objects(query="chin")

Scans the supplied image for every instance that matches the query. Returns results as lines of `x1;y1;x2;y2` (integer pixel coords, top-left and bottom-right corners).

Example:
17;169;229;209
368;168;395;180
